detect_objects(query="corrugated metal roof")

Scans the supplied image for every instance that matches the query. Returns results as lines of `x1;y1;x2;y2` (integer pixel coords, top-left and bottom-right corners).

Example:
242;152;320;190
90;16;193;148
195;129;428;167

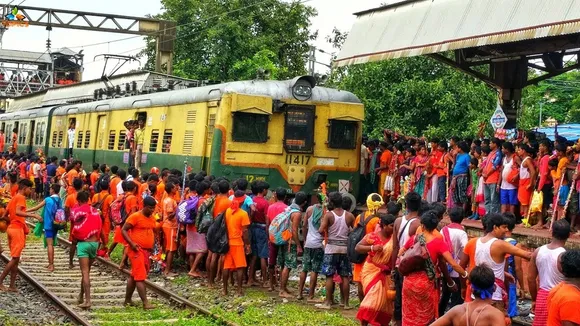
335;0;580;67
0;49;52;64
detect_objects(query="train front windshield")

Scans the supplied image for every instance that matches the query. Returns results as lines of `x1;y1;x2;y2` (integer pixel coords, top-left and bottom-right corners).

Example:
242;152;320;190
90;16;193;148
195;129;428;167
284;105;315;153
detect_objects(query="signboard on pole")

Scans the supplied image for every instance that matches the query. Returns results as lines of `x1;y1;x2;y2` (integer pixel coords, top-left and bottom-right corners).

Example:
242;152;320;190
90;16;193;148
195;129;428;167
490;102;507;130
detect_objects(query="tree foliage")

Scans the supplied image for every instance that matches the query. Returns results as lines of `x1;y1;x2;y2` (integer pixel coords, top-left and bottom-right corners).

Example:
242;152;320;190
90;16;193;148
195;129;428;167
326;29;497;138
519;70;580;130
331;58;497;138
141;0;317;81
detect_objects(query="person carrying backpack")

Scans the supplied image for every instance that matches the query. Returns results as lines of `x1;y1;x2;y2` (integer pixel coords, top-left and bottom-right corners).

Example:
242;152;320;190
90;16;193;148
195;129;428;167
222;190;252;296
70;191;102;309
351;194;383;302
270;192;307;299
92;179;114;257
27;184;64;272
107;181;139;269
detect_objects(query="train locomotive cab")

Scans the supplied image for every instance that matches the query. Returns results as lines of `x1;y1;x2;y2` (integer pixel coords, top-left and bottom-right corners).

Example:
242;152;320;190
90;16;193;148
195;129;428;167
210;75;364;199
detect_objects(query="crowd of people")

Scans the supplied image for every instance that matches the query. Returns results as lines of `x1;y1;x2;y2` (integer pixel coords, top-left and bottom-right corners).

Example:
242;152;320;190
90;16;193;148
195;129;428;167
360;131;580;234
0;132;577;326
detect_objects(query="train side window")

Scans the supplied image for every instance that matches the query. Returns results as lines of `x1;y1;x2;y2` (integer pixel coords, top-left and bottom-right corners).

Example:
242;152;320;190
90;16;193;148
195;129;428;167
77;131;83;148
84;131;91;148
284;105;315;153
58;131;63;147
51;131;57;147
207;114;216;144
328;120;357;149
149;130;159;152
19;123;27;144
118;130;126;150
232;113;268;143
108;131;116;150
39;122;45;145
162;130;173;153
136;112;147;123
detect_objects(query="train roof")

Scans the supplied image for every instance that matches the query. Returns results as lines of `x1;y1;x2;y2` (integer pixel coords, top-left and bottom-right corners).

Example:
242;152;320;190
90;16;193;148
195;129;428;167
0;107;54;120
50;78;361;116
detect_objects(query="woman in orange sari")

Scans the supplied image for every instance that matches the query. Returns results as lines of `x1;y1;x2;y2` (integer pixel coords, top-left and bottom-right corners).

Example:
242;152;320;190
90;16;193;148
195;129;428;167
355;213;396;326
353;193;383;302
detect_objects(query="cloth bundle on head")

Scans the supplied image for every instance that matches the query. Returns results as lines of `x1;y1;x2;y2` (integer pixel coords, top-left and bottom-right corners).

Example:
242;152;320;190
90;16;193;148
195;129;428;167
366;193;384;214
230;190;246;212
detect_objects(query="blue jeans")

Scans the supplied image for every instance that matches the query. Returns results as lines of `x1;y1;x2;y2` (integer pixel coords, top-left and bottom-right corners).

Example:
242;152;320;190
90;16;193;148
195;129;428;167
437;176;447;202
484;183;500;214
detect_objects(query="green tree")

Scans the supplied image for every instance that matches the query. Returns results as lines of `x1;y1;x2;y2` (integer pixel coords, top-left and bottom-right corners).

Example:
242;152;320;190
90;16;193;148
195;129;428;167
141;0;317;81
231;49;287;80
519;70;580;129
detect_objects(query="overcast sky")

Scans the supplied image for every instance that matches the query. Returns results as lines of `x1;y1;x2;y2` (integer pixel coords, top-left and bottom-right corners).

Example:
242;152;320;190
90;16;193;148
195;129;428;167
1;0;384;81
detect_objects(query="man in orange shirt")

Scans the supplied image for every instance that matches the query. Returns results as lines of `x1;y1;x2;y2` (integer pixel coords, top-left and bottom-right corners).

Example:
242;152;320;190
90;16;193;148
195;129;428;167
138;174;158;206
547;249;580;325
122;196;157;310
109;181;139;269
56;160;66;183
482;138;503;214
0;179;42;292
66;178;84;269
92;180;114;256
376;141;392;199
90;163;100;187
155;170;170;203
207;179;231;287
109;166;121;198
223;190;251;296
162;182;178;277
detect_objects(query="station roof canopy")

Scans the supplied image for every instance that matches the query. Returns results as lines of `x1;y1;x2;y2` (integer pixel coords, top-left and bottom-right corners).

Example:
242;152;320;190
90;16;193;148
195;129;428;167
335;0;580;67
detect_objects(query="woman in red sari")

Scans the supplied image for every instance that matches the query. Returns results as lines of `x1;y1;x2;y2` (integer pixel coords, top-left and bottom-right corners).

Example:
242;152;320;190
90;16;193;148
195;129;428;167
410;145;429;199
401;211;468;326
355;213;396;326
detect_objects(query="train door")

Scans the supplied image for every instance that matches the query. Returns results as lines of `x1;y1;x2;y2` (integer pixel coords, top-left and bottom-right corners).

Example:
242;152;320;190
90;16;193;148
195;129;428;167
28;120;35;154
94;115;107;163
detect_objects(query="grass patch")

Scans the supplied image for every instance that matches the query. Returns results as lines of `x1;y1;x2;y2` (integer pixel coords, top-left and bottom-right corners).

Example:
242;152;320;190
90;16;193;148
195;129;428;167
94;306;223;326
0;310;27;326
186;286;358;326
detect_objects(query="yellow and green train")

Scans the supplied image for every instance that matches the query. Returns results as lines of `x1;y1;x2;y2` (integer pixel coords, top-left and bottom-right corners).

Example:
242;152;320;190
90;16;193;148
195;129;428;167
0;76;364;195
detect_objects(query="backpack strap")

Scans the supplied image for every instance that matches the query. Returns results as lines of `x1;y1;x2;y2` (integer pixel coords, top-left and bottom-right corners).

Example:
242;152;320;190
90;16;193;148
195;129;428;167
398;217;416;241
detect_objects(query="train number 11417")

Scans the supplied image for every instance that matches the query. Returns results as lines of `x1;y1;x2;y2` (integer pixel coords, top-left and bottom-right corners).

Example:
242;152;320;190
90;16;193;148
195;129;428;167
285;154;311;165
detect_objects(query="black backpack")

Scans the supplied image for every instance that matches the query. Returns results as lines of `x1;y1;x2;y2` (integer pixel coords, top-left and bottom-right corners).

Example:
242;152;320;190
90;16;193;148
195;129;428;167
347;213;375;264
94;173;109;193
206;212;229;254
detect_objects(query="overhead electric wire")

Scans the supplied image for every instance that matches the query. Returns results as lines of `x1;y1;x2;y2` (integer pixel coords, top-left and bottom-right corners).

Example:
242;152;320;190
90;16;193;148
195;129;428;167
83;0;314;66
65;0;309;50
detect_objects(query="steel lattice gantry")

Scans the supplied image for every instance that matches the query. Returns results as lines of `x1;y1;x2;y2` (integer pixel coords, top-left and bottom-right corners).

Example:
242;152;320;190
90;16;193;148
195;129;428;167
1;4;176;74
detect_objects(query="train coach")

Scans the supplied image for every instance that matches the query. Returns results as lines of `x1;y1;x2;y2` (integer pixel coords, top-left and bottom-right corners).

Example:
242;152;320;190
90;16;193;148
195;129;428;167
0;76;364;197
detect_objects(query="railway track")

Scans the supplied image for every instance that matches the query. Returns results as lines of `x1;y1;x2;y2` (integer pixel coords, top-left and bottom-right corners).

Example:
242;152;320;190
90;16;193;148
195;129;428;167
0;223;238;326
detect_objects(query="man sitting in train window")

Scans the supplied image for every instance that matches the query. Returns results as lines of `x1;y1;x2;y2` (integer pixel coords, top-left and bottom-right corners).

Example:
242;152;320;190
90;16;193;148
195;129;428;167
67;120;76;159
124;120;136;168
134;119;145;172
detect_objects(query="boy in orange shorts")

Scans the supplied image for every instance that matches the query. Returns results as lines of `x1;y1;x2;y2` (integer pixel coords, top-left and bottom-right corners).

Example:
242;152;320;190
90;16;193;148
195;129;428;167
162;182;178;277
122;196;157;309
0;179;42;292
223;190;251;296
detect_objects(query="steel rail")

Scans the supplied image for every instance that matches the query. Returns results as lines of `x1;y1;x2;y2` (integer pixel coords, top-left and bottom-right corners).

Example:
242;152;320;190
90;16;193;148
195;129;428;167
25;221;238;326
0;251;92;326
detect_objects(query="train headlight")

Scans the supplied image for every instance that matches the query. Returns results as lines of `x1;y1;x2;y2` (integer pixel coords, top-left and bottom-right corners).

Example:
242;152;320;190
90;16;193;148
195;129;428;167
290;76;316;101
